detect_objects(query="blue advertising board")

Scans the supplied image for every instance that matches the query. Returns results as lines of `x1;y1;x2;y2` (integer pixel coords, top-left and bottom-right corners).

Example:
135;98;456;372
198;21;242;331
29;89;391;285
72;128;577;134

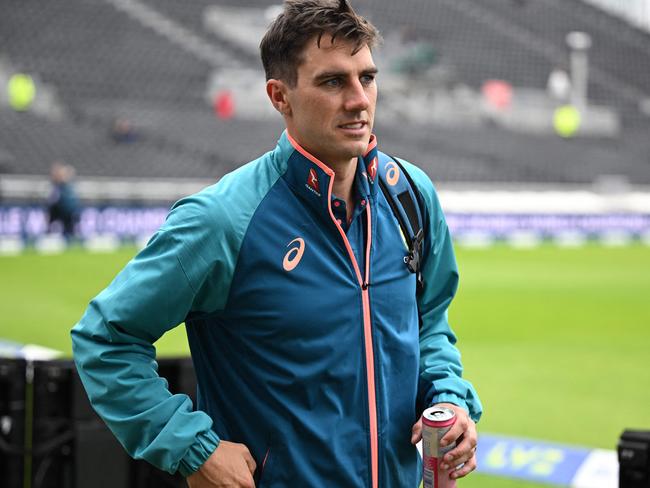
476;434;592;484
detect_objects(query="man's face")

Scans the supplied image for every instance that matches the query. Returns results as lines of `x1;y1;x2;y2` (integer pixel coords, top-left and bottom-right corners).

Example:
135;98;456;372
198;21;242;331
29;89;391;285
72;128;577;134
282;35;378;167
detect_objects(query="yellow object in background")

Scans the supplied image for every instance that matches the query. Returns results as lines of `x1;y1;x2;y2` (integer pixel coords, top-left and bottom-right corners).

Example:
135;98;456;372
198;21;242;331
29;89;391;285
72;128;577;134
8;73;36;111
553;105;581;138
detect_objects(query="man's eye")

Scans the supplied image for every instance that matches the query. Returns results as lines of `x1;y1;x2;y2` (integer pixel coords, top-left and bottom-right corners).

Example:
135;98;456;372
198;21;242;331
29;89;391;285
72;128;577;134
324;78;342;87
361;75;375;85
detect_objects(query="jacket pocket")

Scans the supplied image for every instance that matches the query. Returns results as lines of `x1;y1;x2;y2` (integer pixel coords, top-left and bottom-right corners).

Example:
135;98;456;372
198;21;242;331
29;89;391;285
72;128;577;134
256;446;273;487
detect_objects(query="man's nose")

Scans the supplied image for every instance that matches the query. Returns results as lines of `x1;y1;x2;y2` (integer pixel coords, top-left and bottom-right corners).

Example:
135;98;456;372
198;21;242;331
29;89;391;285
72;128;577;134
343;80;370;112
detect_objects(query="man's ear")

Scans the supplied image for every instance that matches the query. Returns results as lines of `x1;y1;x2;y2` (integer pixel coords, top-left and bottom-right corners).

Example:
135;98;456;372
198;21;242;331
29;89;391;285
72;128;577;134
266;79;292;116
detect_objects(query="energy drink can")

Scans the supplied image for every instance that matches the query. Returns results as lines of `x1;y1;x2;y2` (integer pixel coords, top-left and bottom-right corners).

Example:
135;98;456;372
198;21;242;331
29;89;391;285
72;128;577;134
422;406;457;488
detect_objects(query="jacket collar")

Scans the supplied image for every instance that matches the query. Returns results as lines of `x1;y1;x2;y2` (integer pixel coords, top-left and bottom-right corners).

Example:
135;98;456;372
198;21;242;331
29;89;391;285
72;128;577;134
276;130;379;218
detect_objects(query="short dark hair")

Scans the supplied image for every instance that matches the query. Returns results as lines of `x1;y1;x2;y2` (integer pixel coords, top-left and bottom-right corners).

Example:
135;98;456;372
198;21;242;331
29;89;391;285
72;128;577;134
260;0;381;86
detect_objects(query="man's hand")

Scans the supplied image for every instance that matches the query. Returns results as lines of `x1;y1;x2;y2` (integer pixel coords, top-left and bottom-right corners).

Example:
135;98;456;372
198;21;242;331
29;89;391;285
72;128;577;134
186;440;256;488
410;403;478;480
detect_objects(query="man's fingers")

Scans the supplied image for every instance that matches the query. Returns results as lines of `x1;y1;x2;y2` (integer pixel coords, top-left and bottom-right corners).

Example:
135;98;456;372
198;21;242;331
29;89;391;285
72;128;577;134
444;429;475;458
439;411;477;471
441;434;477;471
242;448;257;475
411;418;423;444
450;454;477;479
241;471;256;488
439;420;465;448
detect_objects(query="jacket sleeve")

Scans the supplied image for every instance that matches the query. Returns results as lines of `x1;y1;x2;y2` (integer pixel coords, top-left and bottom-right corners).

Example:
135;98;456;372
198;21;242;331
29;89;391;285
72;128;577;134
71;195;227;476
400;160;483;422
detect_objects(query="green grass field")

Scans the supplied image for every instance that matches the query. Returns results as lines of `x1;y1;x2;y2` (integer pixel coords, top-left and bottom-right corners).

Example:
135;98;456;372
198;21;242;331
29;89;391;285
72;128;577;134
2;244;649;487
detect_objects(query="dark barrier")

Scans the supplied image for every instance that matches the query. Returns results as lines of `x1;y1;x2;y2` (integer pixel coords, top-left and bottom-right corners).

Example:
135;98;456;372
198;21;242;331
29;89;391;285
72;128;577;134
31;360;75;488
0;357;196;488
619;430;650;487
0;359;26;488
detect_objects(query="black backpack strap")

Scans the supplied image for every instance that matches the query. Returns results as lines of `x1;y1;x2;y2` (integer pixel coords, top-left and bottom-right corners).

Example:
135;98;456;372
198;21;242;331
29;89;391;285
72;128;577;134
376;152;427;295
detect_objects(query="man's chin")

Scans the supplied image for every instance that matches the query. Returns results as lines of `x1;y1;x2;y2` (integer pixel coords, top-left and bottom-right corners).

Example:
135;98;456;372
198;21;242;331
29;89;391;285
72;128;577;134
354;140;372;157
341;137;371;157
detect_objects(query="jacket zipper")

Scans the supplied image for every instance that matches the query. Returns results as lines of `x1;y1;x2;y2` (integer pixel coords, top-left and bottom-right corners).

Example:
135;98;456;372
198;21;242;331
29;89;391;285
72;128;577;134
328;197;378;488
285;132;378;488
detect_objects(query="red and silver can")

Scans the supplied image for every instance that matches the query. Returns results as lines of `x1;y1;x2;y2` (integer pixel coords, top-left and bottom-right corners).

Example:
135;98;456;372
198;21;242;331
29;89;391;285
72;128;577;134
422;406;457;488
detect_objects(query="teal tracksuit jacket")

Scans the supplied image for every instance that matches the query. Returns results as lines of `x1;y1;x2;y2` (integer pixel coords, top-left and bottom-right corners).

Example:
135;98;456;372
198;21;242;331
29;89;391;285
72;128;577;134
71;131;482;487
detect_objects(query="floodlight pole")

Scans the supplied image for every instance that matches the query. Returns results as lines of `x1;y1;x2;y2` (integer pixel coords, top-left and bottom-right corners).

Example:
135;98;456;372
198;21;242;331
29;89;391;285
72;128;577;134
566;31;592;111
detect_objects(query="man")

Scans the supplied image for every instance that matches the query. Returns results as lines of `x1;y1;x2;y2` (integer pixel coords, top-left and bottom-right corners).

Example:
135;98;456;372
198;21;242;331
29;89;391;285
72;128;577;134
48;161;80;241
71;1;482;487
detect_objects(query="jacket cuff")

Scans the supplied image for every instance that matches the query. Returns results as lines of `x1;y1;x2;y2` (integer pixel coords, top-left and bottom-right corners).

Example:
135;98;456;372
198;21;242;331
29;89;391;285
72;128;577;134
429;394;470;414
178;429;220;477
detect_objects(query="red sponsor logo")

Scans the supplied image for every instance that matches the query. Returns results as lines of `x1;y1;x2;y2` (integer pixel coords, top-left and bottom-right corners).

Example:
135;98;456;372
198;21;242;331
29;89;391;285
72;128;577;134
367;157;378;180
307;168;320;194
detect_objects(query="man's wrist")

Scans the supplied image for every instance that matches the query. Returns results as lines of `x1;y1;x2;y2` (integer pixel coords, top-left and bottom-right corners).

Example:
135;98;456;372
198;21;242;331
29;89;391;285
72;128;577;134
430;395;469;414
178;430;220;478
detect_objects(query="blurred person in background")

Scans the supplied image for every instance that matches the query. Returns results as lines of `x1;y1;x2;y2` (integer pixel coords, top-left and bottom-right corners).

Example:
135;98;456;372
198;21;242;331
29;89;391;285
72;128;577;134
47;161;79;241
72;1;482;487
110;117;138;143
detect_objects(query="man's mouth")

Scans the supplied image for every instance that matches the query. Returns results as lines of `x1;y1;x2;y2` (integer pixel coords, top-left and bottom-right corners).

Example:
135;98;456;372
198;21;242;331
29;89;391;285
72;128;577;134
338;121;367;130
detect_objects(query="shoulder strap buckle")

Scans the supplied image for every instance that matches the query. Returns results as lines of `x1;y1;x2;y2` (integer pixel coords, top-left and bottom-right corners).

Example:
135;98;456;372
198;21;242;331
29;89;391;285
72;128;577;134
403;228;423;274
404;228;425;294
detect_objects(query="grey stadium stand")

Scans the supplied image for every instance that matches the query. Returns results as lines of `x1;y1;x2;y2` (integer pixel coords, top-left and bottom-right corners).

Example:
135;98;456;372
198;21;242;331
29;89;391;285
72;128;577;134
1;0;649;185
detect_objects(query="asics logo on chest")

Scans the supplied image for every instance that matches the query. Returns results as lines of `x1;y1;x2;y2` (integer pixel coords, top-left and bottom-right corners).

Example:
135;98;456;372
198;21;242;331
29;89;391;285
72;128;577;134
283;237;305;272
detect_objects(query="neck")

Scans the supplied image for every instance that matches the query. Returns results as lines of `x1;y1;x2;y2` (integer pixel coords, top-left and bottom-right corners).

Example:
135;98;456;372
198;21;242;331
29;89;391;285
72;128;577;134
285;130;360;212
